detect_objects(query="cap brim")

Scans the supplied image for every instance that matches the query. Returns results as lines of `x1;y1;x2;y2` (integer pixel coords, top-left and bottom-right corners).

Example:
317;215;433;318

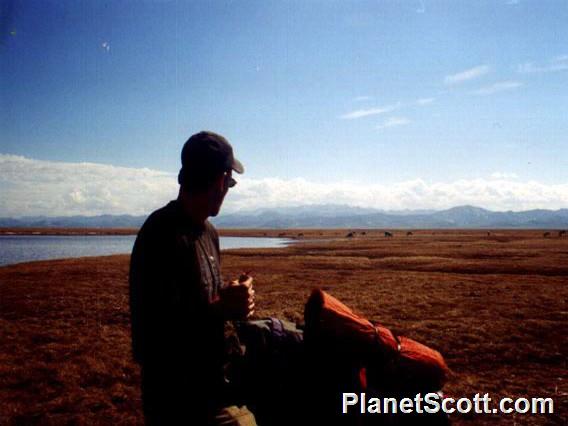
232;158;244;174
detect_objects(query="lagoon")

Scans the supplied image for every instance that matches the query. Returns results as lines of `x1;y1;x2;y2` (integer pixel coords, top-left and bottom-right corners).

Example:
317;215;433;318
0;235;291;267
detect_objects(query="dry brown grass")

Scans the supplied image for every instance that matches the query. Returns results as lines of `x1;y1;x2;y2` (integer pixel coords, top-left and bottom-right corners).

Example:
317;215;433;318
0;229;566;425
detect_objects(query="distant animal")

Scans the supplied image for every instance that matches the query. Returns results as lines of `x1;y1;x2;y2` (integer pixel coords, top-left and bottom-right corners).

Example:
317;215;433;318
361;231;366;235
543;232;551;238
384;231;393;238
559;230;567;237
406;231;413;236
298;233;304;237
346;232;355;238
487;231;491;237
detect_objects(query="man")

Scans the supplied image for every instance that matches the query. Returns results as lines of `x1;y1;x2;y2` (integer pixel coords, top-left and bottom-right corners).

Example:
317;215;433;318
129;131;257;425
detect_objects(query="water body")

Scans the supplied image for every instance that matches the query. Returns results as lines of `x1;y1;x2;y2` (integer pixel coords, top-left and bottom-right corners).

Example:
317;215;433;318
0;235;291;267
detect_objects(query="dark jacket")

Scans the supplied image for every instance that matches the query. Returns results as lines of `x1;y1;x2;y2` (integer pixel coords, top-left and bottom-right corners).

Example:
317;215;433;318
129;200;226;399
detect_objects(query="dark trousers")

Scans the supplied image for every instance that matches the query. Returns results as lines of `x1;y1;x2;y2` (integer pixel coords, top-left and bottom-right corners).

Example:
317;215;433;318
141;364;257;426
141;364;210;425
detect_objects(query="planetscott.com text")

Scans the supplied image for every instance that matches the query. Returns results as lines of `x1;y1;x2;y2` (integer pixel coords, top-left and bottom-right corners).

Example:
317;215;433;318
342;392;554;415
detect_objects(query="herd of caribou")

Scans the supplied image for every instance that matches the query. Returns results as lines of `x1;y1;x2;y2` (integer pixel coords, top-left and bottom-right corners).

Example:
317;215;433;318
273;230;567;239
343;230;567;238
345;230;410;238
543;230;566;238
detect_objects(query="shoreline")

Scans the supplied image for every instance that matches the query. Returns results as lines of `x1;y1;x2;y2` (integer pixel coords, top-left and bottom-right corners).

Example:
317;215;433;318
1;227;566;237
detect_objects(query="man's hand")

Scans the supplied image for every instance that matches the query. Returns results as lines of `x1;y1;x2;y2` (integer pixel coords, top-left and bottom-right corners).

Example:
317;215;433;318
217;275;255;320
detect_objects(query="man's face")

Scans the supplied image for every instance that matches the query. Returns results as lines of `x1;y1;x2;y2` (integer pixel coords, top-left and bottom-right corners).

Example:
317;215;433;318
208;170;236;217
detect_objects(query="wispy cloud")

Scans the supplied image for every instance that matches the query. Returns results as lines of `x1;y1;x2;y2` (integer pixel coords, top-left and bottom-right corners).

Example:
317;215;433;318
1;155;567;215
353;95;372;102
517;55;568;73
415;97;435;106
472;81;523;95
376;117;411;130
444;65;491;85
340;103;400;119
341;96;434;120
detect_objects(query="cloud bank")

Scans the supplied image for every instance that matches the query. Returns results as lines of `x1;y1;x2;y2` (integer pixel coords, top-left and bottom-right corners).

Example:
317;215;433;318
0;155;178;217
231;177;568;213
1;155;567;216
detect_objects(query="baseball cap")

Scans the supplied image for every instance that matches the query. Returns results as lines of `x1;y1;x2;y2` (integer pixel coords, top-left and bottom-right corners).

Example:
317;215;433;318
179;131;244;185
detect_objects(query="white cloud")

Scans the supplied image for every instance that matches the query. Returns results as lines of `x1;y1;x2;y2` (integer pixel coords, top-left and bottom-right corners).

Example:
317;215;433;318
472;81;523;95
444;65;491;85
340;103;401;119
228;177;568;213
517;55;568;73
2;154;567;216
376;117;411;130
0;154;177;217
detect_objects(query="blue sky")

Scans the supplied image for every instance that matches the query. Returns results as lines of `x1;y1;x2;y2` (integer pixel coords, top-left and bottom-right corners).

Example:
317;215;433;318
1;1;567;216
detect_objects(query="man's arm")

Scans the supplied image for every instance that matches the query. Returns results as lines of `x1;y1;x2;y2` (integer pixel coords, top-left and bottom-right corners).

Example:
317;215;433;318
129;223;174;364
206;222;255;320
129;229;149;364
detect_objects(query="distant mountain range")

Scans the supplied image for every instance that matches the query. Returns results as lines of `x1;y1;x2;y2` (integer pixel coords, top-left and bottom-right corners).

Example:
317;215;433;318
1;205;567;229
0;214;147;229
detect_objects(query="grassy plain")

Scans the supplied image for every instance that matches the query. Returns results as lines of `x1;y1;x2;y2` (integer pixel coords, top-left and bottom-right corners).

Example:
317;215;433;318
0;229;566;425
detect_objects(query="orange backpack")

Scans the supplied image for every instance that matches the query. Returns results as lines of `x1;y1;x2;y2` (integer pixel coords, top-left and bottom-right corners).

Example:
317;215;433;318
304;288;450;392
